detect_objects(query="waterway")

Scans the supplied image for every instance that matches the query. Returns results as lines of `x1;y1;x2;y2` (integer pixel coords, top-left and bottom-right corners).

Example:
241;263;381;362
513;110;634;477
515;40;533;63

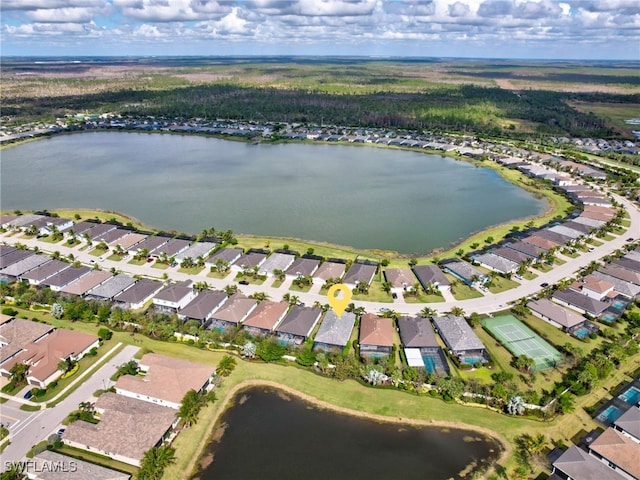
0;131;546;254
193;386;502;480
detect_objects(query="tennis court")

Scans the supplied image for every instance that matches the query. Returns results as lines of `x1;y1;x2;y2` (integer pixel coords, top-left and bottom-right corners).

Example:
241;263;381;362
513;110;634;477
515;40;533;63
482;315;562;371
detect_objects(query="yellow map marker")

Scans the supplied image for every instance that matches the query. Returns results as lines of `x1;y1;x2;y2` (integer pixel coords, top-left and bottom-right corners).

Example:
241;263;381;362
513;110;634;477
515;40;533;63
327;283;351;317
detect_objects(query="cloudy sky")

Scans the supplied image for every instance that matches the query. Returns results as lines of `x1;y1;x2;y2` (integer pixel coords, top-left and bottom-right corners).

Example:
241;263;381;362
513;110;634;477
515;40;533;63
2;0;639;59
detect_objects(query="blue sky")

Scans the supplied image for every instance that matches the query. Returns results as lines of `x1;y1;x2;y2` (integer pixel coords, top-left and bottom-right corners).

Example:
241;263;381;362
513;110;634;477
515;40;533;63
1;0;639;59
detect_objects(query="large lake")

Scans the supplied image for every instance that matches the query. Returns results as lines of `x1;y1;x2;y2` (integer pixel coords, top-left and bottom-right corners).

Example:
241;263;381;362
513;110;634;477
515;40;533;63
1;132;545;254
193;387;502;480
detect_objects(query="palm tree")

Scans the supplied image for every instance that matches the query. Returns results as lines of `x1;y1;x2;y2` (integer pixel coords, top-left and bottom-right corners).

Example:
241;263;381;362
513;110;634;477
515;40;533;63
419;306;437;318
249;291;269;302
273;269;286;282
449;306;465;317
224;284;239;296
216;355;237;377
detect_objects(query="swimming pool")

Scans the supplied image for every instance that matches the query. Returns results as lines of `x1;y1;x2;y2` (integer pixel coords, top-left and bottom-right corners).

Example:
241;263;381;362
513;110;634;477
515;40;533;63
600;313;617;324
422;356;437;374
573;327;590;339
462;356;485;366
618;386;640;406
596;405;624;424
611;300;627;310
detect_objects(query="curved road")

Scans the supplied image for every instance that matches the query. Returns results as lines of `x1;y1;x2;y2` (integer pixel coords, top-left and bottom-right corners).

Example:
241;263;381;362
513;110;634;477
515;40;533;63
1;195;638;316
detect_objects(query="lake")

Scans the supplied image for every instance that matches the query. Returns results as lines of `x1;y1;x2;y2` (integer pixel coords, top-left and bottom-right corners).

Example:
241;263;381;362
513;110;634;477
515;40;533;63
0;132;546;254
193;386;502;480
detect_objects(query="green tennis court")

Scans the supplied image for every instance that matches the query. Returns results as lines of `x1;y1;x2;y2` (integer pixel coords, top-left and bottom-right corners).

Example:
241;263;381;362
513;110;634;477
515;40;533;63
482;315;562;371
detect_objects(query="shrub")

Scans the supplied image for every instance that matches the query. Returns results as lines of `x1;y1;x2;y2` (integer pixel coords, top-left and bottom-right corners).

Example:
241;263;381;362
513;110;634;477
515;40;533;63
97;327;113;341
2;307;18;317
47;381;58;389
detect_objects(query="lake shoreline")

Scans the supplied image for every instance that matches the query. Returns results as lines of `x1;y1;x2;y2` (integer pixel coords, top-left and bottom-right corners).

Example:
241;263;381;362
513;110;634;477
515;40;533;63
189;379;510;480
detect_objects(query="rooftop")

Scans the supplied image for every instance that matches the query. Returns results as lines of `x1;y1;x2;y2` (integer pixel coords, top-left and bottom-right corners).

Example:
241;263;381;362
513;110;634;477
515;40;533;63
178;289;227;320
42;265;91;289
113;278;164;306
313;310;356;348
0;318;54;364
359;314;394;347
60;270;113;296
383;268;417;288
313;261;346;281
275;305;322;338
21;259;70;283
210;293;258;324
175;241;217;261
343;262;377;285
285;257;320;277
242;301;289;331
115;353;215;405
259;252;296;275
432;314;485;352
589;427;640;479
527;298;585;329
0;254;51;277
206;247;243;265
87;273;136;300
27;451;130;480
397;316;439;348
412;265;451;288
552;446;625;480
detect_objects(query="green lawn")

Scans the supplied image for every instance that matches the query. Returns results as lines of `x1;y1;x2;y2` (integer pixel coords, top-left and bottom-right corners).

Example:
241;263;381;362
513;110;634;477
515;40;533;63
55;445;138;476
233;272;265;285
289;283;312;293
522;270;538;280
270;278;284;288
106;254;124;261
89;248;105;257
450;283;483;300
404;293;445;303
352;281;393;303
151;262;169;270
207;270;232;279
179;266;205;275
487;276;520;294
127;258;146;265
39;235;64;244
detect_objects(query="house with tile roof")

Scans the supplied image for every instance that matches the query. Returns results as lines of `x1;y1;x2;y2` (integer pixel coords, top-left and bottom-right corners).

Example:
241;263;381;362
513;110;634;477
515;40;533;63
114;353;215;410
312;261;346;285
359;314;394;358
63;392;177;467
177;289;227;324
242;301;289;336
313;311;356;352
398;316;449;376
383;268;417;294
527;298;587;331
588;427;640;480
153;281;197;312
27;450;130;480
209;293;258;329
432;314;487;365
274;305;322;344
550;445;626;480
412;265;451;292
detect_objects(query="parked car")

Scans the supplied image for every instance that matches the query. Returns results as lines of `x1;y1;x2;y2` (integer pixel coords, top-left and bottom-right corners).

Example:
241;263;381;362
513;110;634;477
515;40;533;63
540;282;549;288
239;280;249;285
23;390;32;400
56;428;65;436
146;258;154;263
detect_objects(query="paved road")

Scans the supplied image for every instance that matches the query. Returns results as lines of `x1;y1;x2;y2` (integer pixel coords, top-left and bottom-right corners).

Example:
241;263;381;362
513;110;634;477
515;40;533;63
1;344;139;464
1;196;638;318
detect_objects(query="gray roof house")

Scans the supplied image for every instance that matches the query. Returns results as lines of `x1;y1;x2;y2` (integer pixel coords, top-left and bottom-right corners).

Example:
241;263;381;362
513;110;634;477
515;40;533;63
258;252;296;276
85;273;136;301
0;249;35;269
599;264;640;286
432;314;486;362
491;247;530;265
548;225;583;240
275;305;323;344
113;278;164;310
562;220;594;235
152;238;191;258
383;268;417;293
535;229;573;246
94;227;130;245
231;252;268;272
153;281;197;311
0;245;17;257
613;257;640;275
572;216;606;229
60;270;113;296
175;242;217;262
85;223;117;241
21;259;70;285
412;265;451;292
42;265;92;291
399;316;450;376
551;445;626;480
1;254;51;279
205;247;243;268
472;253;518;274
285;257;320;278
527;298;586;331
591;271;640;299
343;262;377;287
506;241;546;259
552;289;609;316
442;260;489;286
129;235;170;255
614;406;640;442
313;311;356;352
209;293;258;328
178;290;228;323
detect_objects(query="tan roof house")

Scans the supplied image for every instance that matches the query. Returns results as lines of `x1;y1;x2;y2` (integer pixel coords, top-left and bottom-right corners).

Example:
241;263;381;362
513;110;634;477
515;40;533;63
114;353;215;410
359;314;394;358
63;392;177;467
242;301;289;335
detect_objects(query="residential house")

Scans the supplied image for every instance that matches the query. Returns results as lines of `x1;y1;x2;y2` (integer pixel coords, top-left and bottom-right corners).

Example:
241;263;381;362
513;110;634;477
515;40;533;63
431;314;487;364
63;392;177;467
112;233;147;252
285;257;320;279
527;298;586;331
572;216;607;229
442;260;489;286
153;281;197;312
177;289;227;324
151;238;191;259
550;445;627;480
231;252;267;273
85;274;136;301
552;289;609;317
397;316;449;376
535;229;573;246
209;294;258;329
94;227;130;245
258;252;296;277
42;265;92;292
383;268;417;294
242;301;289;336
174;242;217;262
472;253;518;274
21;259;70;286
128;235;170;256
491;247;530;265
0;249;35;271
591;271;640;299
115;353;215;409
412;265;451;292
614;407;640;443
313;261;346;285
275;305;323;344
60;270;113;296
506;241;547;259
359;314;394;358
2;328;98;387
343;262;377;288
0;254;51;279
548;224;583;240
204;247;243;270
313;311;356;352
588;427;640;480
26;450;131;480
0;317;54;372
523;235;557;250
85;223;117;241
613;258;640;275
570;276;615;301
599;265;640;287
112;278;164;310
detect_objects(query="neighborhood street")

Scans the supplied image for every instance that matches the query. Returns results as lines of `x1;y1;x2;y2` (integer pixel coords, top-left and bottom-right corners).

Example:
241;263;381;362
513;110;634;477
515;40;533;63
1;344;139;464
2;194;638;317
